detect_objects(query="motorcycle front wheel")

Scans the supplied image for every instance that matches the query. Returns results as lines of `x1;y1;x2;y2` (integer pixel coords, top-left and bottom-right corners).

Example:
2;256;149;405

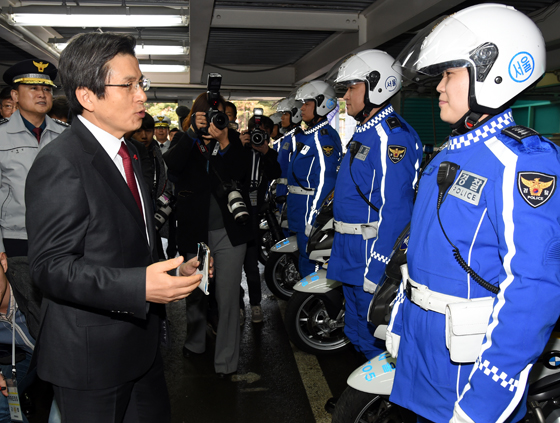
332;388;414;423
258;228;273;265
285;291;350;355
264;251;301;300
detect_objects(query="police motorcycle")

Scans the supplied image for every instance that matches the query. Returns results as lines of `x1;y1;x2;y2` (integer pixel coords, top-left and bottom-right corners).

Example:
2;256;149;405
332;224;560;423
284;189;352;355
257;180;287;265
264;201;300;300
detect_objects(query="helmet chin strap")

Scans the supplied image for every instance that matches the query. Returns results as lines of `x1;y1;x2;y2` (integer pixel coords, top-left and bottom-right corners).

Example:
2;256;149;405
356;102;374;125
451;110;483;135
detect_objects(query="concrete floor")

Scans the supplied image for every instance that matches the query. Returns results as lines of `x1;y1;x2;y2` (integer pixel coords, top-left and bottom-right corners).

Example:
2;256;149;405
26;265;365;423
162;267;365;423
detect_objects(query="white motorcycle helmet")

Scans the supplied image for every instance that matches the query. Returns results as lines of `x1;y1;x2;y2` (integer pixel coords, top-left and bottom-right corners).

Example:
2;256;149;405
270;111;282;126
295;80;337;118
395;3;546;117
327;49;402;120
276;97;303;124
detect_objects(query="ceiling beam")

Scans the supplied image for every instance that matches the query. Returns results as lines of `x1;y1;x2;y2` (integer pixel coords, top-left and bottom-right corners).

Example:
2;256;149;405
212;7;358;32
293;0;464;84
294;32;358;84
0;15;59;64
357;0;464;49
189;0;215;84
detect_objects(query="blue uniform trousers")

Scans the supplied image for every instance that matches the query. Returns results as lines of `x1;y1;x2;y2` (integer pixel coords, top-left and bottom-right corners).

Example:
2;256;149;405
295;231;316;278
342;284;385;359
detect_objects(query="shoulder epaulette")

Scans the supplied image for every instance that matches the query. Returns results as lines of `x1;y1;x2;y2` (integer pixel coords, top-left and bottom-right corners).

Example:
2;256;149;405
52;118;70;127
386;116;401;130
0;118;8;126
502;125;539;142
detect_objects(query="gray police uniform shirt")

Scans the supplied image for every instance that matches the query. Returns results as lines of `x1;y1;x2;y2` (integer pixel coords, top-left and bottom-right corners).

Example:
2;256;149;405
0;109;67;252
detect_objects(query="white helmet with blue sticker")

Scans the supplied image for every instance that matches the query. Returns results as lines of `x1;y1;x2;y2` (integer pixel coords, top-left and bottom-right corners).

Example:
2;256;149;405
276;97;303;124
327;49;402;107
395;3;546;114
295;80;337;117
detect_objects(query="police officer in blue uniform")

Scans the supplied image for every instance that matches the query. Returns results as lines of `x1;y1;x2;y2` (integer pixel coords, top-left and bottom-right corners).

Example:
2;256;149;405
385;5;560;423
287;81;342;277
326;50;422;359
0;59;67;262
274;97;302;200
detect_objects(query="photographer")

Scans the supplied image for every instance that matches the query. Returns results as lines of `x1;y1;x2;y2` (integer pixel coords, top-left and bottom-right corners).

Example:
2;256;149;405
131;113;173;259
163;85;252;378
239;112;281;322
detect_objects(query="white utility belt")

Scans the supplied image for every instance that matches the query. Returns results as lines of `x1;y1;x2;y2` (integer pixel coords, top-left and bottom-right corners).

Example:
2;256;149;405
276;178;288;185
401;263;495;364
288;185;315;195
333;220;378;240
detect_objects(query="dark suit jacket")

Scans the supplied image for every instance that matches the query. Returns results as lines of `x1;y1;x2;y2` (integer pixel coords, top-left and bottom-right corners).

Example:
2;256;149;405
163;129;253;255
25;116;160;390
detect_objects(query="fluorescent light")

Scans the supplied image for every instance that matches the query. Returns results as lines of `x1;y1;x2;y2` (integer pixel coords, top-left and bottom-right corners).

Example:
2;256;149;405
136;45;187;55
11;13;186;27
140;64;188;73
54;43;187;56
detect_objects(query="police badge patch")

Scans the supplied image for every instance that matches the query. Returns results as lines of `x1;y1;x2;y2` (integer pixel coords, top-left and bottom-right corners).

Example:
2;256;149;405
322;146;334;157
449;170;487;206
388;145;406;164
356;145;370;161
518;171;556;208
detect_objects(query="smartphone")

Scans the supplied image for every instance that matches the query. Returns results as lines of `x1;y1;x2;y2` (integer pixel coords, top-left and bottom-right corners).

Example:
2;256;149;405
196;242;210;295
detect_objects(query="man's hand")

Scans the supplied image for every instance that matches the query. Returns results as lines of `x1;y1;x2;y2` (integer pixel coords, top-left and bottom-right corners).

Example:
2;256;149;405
239;132;250;146
146;256;201;303
0;372;7;397
179;256;214;279
207;123;229;148
0;253;6;273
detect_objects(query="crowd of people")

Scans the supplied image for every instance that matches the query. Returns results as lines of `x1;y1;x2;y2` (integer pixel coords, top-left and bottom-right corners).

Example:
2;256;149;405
0;3;558;423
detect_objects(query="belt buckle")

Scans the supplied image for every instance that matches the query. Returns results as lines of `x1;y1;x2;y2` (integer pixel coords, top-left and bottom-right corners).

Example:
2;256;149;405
405;281;416;301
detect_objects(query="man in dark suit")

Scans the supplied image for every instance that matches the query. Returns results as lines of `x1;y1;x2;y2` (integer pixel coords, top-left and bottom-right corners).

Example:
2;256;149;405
25;33;203;423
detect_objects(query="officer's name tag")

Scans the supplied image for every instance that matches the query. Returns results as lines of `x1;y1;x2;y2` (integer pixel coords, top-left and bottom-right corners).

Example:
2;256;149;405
300;145;310;155
449;170;487;206
356;145;370;161
282;142;290;150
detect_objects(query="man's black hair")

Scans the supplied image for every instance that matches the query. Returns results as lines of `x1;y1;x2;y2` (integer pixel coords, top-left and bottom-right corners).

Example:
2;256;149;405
0;87;11;102
48;96;70;121
225;101;237;115
248;115;274;133
59;32;137;116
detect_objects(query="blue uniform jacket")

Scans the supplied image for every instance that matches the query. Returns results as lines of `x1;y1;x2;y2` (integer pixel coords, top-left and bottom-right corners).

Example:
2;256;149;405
275;127;298;198
388;110;560;423
327;105;422;286
287;120;341;233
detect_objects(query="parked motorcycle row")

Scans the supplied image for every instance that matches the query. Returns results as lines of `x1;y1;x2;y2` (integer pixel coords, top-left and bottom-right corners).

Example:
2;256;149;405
258;181;560;423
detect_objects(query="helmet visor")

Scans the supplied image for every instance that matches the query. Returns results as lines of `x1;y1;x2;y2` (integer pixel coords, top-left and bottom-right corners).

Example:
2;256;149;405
295;82;322;102
393;15;479;85
325;54;375;95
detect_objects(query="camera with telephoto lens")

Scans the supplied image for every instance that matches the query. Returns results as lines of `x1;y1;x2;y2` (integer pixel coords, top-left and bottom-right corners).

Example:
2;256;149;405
154;190;176;232
250;108;269;147
220;181;249;225
199;73;229;135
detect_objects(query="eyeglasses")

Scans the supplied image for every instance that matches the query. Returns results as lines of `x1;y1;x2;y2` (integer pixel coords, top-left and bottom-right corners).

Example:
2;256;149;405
106;77;150;93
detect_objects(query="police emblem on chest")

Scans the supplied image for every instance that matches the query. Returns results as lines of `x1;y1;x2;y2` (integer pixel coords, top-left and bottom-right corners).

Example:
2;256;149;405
322;146;334;156
388;145;406;164
518;171;556;208
282;142;290;150
449;170;487;206
355;145;370;161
